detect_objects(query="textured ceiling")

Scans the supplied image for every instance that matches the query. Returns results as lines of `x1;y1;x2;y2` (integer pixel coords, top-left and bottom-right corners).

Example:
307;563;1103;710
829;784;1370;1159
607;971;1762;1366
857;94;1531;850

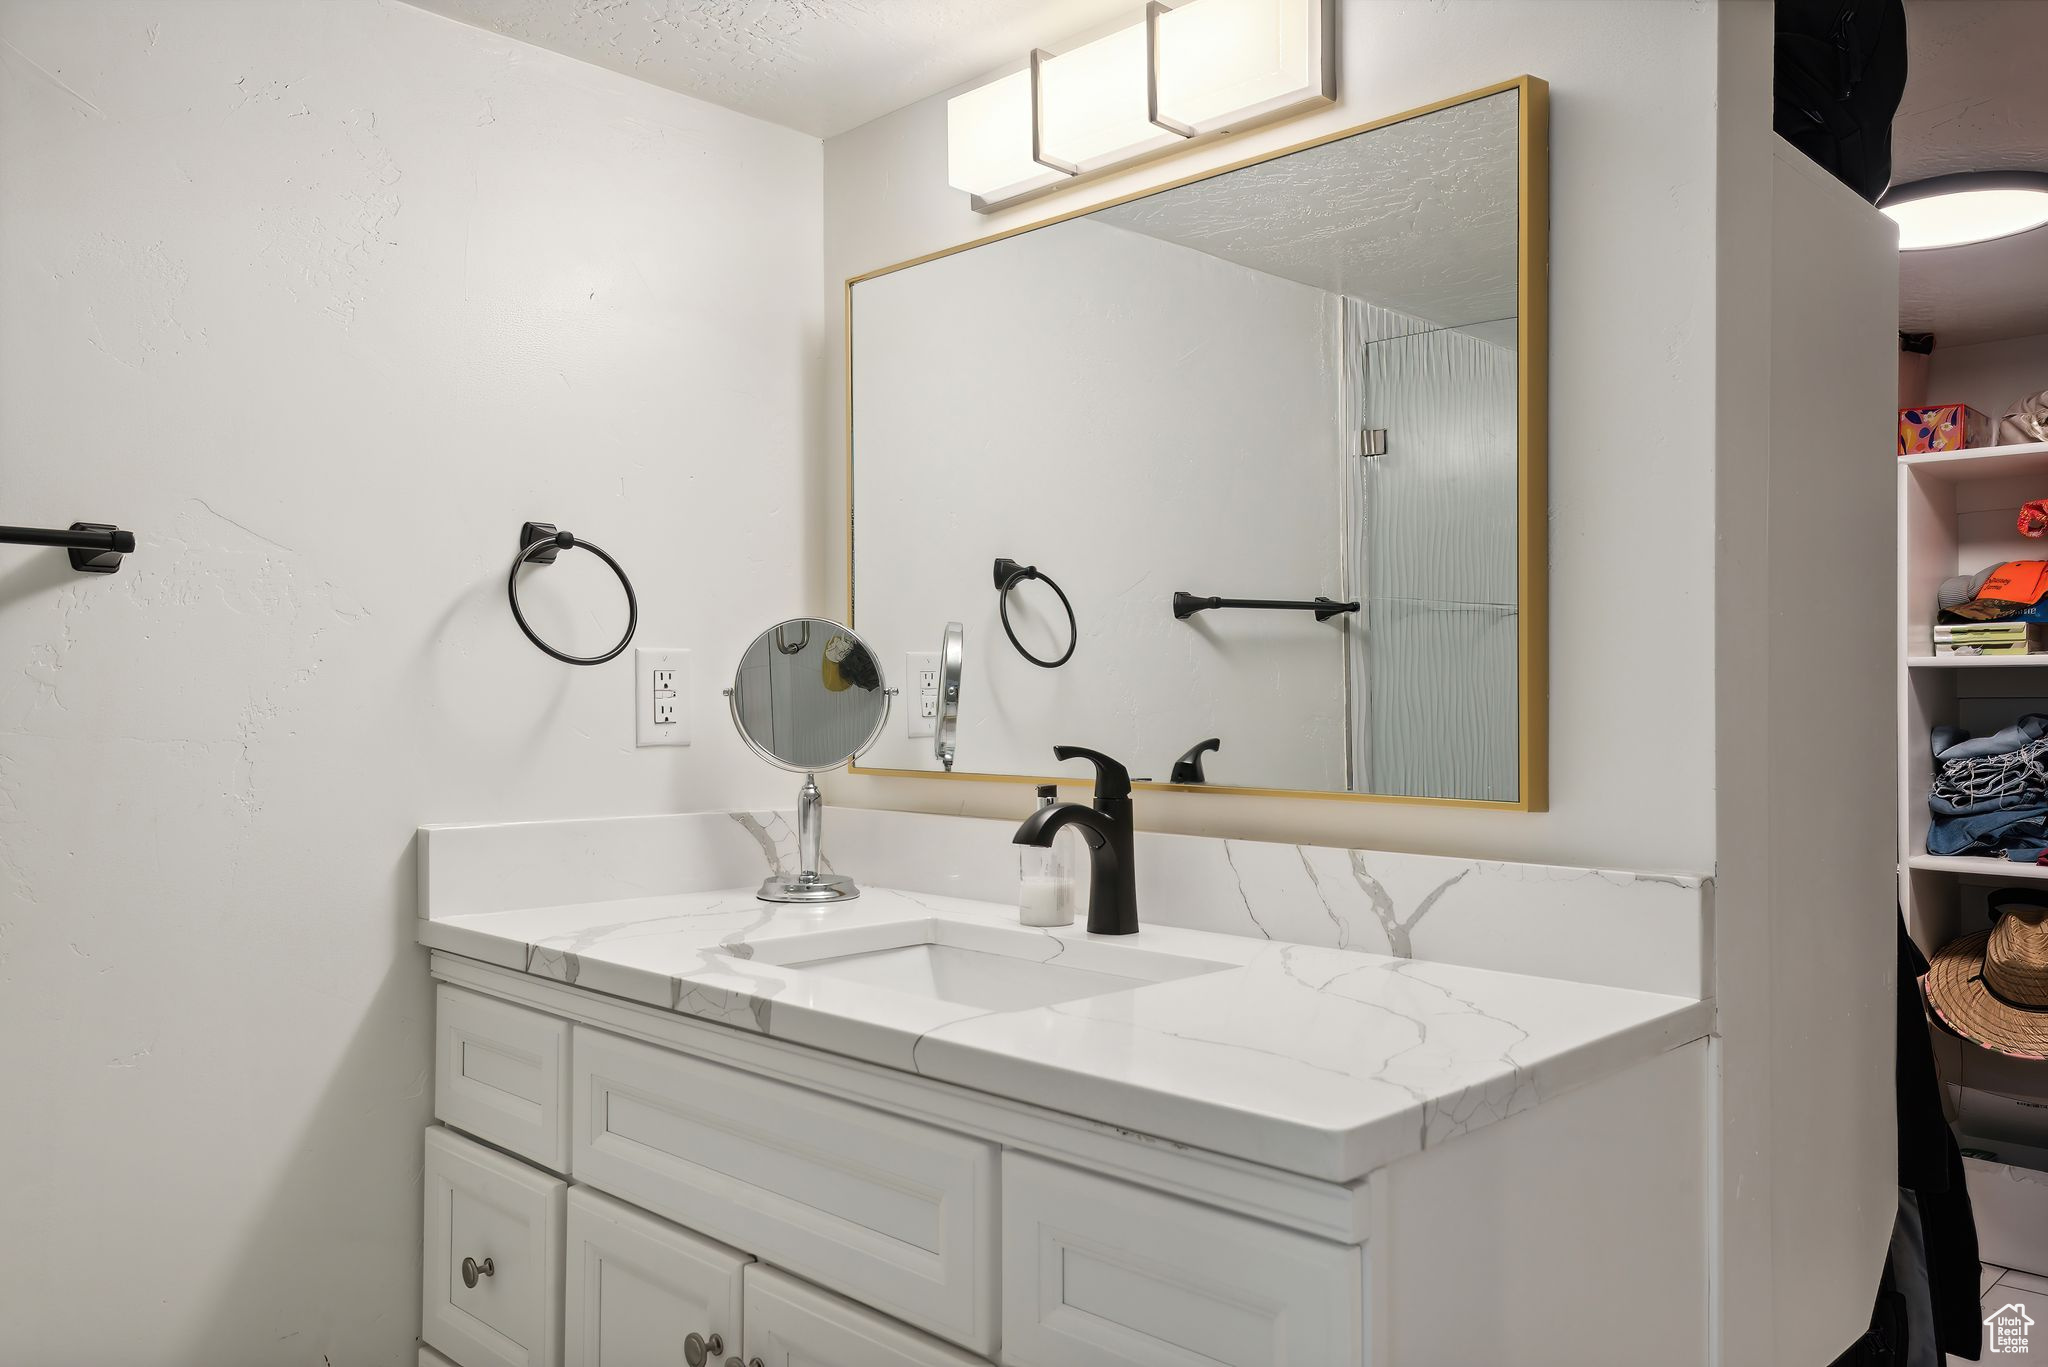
1895;0;2048;348
399;0;1137;138
1095;92;1519;333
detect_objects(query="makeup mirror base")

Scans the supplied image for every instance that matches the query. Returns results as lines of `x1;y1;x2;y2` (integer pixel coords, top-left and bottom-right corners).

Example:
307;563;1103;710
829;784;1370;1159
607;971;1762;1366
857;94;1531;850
757;871;861;904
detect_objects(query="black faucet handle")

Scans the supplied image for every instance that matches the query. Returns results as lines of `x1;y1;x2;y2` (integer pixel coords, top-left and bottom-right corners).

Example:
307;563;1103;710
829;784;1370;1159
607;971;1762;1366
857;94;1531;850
1052;745;1132;804
1170;737;1221;785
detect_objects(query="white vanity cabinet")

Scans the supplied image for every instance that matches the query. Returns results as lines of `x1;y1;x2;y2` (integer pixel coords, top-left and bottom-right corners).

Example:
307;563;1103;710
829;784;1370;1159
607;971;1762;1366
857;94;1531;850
422;981;1365;1367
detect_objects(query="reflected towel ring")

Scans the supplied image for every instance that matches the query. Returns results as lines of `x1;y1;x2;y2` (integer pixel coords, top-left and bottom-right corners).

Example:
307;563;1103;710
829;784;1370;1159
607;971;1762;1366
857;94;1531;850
507;521;638;666
994;556;1076;669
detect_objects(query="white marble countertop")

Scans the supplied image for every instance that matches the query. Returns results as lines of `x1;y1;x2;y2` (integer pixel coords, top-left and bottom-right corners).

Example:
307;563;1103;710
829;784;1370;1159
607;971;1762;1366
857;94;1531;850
420;886;1712;1183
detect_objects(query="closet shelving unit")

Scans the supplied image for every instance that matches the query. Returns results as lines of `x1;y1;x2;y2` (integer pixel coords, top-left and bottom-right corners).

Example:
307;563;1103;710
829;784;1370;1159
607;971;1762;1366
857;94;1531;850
1897;436;2048;1278
1900;437;2048;936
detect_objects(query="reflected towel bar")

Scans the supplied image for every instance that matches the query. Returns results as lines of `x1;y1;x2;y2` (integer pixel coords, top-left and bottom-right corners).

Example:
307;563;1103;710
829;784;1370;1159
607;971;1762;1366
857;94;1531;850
1172;591;1358;622
0;522;136;574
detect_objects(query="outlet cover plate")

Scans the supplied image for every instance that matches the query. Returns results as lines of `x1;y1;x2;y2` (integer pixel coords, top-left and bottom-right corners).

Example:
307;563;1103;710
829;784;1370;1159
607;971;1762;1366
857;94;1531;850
906;651;938;738
635;647;691;747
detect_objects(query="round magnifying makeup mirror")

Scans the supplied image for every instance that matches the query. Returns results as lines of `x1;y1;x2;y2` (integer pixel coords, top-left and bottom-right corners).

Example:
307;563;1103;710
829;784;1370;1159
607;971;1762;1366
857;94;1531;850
726;618;891;903
935;621;963;773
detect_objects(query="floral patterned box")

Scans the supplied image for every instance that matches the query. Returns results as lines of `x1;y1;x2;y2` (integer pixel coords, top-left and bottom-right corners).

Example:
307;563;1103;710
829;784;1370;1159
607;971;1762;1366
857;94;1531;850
1900;402;1992;455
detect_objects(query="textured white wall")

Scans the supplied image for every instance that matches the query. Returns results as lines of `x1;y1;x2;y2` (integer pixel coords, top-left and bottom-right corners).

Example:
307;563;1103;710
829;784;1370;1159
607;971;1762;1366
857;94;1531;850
852;217;1346;790
1927;330;2048;429
0;3;818;1363
819;0;1721;872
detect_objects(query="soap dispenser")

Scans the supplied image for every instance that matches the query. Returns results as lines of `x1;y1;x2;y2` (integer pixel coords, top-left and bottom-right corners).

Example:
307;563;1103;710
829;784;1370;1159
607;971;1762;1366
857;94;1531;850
1019;784;1077;927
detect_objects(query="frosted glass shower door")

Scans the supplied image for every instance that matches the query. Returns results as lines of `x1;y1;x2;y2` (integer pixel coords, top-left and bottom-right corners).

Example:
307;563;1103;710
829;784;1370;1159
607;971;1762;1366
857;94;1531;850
1343;300;1519;801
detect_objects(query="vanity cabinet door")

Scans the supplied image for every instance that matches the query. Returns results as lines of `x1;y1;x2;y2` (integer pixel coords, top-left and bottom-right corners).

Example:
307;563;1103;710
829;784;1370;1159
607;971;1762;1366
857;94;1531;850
1001;1154;1365;1366
423;1126;567;1367
741;1266;993;1367
565;1186;750;1367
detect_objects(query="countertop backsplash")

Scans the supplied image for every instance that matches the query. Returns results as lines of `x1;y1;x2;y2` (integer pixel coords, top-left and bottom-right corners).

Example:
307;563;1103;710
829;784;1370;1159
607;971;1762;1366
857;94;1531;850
421;807;1709;999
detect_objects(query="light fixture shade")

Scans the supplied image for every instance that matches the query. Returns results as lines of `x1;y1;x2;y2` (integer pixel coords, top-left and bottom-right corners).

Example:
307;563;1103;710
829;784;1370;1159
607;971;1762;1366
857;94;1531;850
944;0;1334;211
1039;22;1182;173
947;68;1066;208
1155;0;1333;136
1880;172;2048;251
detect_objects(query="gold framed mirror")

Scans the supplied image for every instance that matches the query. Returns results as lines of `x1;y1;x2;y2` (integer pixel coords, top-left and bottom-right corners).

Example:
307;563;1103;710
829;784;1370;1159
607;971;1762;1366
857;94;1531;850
845;76;1547;810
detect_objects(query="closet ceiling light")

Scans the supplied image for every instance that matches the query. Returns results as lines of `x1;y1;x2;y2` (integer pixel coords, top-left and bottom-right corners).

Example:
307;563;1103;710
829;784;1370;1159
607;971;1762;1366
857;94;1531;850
1879;172;2048;251
945;0;1332;213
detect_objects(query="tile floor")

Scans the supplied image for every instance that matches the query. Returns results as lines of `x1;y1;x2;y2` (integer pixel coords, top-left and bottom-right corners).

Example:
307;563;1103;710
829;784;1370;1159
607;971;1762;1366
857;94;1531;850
1958;1264;2047;1361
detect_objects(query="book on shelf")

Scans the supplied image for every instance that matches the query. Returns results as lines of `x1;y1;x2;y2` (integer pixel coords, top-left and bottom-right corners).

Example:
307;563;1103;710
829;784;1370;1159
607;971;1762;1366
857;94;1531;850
1935;622;2048;644
1937;642;2042;656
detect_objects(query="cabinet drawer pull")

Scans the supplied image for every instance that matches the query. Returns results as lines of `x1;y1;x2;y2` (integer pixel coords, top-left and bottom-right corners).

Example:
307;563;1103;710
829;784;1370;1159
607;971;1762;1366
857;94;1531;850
460;1255;495;1289
683;1331;724;1366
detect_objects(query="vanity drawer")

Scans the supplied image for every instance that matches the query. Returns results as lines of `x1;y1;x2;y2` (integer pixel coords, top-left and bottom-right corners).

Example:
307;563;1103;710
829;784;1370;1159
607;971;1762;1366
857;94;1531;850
743;1264;992;1367
570;1026;998;1355
437;984;572;1172
423;1126;567;1367
1001;1154;1365;1367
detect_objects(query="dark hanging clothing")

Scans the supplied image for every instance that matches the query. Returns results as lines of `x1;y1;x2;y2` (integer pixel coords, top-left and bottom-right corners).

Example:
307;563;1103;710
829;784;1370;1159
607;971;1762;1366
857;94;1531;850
1829;920;1983;1367
1774;0;1909;204
1897;919;1982;1360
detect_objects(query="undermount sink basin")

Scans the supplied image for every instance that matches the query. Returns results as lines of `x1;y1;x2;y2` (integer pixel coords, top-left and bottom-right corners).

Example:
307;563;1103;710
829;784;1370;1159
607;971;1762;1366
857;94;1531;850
741;920;1230;1012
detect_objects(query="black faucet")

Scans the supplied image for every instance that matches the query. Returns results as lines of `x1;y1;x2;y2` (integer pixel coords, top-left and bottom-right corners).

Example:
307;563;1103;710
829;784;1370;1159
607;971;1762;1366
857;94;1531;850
1170;737;1221;785
1013;745;1139;935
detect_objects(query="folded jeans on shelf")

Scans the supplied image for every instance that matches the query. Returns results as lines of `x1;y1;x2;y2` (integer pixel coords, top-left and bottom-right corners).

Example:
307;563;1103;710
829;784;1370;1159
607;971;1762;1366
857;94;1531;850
1931;714;2048;762
1927;719;2048;858
1931;755;2048;807
1926;802;2048;860
1930;792;2048;818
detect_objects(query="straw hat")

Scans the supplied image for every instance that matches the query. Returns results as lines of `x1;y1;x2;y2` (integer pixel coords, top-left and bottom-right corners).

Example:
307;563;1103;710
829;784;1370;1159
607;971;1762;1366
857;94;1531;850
1925;890;2048;1059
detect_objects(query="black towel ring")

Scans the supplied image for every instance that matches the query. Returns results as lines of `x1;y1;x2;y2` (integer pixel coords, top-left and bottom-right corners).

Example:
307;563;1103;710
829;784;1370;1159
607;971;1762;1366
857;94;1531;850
994;557;1076;670
507;522;637;666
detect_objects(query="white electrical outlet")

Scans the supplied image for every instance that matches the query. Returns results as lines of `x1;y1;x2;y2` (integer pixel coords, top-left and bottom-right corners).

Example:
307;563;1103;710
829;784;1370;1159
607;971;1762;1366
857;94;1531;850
635;648;691;747
906;651;938;737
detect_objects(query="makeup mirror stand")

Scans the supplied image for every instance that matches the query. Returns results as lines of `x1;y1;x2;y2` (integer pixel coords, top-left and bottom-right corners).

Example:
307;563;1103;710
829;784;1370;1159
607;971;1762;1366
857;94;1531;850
760;772;859;904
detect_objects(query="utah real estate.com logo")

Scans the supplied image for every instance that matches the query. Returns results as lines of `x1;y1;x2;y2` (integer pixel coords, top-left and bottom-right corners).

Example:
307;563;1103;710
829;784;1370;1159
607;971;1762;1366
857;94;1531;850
1988;1301;2036;1355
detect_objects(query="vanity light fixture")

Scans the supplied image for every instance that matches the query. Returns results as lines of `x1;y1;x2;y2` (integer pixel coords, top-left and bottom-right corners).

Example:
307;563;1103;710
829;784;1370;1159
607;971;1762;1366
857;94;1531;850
946;0;1334;212
1879;172;2048;251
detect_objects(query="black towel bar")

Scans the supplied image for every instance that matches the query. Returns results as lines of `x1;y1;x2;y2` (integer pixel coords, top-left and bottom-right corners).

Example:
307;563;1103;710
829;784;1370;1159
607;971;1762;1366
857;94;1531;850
1172;591;1358;622
0;522;136;574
